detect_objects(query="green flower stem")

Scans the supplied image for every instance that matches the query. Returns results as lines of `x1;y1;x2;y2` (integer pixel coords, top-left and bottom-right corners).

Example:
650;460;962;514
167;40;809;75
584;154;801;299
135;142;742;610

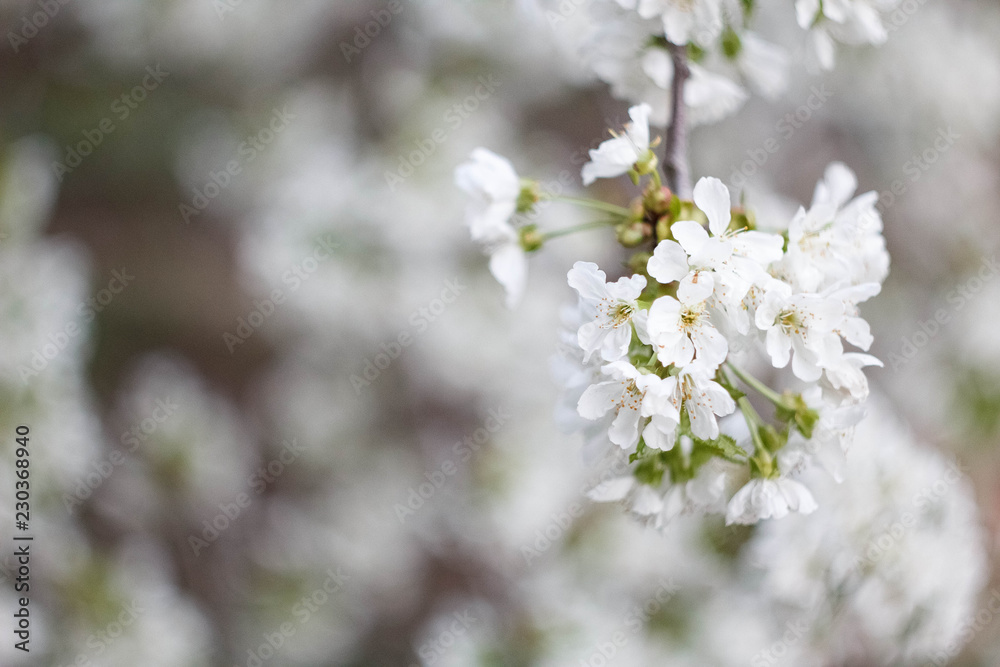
737;395;773;477
543;195;632;218
726;363;785;406
649;167;663;191
539;219;619;241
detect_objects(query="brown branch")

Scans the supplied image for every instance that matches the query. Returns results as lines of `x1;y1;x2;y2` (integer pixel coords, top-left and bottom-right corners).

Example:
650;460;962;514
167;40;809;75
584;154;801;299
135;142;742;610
664;41;692;198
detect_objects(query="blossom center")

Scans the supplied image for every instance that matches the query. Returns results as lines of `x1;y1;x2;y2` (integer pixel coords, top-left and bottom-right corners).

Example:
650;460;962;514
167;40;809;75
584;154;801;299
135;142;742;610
779;309;802;333
615;380;643;412
680;305;705;328
599;300;634;328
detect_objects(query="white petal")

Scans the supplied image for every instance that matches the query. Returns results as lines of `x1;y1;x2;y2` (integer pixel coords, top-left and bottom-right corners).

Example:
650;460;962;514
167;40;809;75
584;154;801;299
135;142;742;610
577;322;605;362
643;415;678;451
765;328;791;368
626;103;651;153
690;323;728;369
600;325;633;362
732;230;784;265
813;162;857;210
488;244;527;309
577;381;620;420
693;177;732;237
609;404;641;448
677;271;714;305
631;485;664;515
688;399;720;440
647;240;690;284
660;486;687;523
587;476;635;503
647;296;682;335
606;273;647;301
670;220;710;256
778;479;817;514
567;261;608;303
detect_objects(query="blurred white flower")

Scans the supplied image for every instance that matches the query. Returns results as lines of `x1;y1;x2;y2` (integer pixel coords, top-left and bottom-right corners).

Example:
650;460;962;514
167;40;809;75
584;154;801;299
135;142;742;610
455;148;529;308
725;476;818;524
581;103;653;185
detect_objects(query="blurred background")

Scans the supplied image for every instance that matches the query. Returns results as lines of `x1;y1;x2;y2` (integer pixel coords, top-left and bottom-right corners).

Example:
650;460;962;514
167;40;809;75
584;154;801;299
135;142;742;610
1;0;999;665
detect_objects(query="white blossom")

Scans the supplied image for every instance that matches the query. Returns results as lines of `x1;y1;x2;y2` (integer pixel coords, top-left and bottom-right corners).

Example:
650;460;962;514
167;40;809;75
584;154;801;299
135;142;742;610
568;261;648;362
647;294;729;369
755;282;846;382
455;148;529;308
577;360;655;450
581;103;652;185
725;476;818;525
778;162;890;292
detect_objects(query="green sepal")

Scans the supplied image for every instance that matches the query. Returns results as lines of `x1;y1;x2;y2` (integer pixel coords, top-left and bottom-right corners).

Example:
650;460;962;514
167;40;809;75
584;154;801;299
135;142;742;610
695;434;749;463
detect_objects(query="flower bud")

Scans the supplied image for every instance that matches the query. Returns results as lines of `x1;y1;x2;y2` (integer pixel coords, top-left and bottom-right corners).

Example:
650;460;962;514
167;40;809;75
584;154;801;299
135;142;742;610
616;220;651;247
518;224;544;251
634;149;659;177
643;184;674;217
721;27;742;60
516;180;541;214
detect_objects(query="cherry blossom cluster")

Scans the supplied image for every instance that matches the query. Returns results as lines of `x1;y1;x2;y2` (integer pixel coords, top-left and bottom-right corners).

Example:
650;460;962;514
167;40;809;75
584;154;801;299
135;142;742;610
569;0;902;128
455;102;888;526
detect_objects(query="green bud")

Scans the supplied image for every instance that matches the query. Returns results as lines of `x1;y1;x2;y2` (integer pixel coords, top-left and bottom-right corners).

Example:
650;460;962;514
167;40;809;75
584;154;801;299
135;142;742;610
656;216;673;243
775;391;820;439
759;424;786;453
616;221;650;247
516;180;541;214
518;225;544;252
634;149;659;177
721;26;742;60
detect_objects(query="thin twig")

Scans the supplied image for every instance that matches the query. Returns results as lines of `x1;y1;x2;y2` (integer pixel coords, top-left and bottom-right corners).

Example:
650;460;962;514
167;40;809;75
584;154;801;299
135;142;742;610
664;40;691;198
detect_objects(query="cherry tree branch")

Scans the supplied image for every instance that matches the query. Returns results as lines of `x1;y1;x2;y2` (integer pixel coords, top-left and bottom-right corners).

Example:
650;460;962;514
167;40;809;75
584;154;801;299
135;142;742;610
664;41;692;198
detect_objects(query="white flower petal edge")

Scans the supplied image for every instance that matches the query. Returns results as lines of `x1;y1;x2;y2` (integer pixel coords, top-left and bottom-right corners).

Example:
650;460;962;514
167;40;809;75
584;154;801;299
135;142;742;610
455;148;529;308
725;477;818;525
455;148;520;241
581;103;652;186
